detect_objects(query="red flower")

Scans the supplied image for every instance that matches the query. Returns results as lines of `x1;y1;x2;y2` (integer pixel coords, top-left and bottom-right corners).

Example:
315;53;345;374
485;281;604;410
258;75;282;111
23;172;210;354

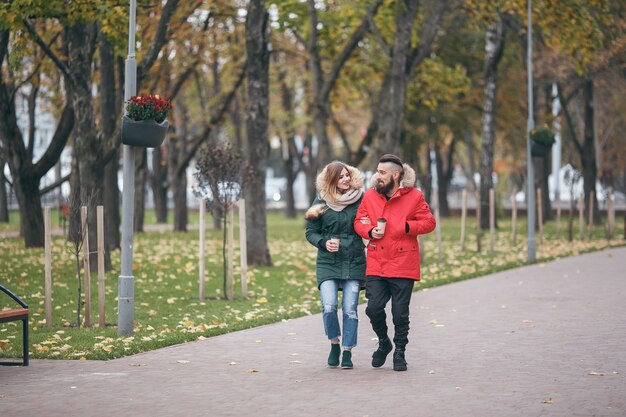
126;94;172;123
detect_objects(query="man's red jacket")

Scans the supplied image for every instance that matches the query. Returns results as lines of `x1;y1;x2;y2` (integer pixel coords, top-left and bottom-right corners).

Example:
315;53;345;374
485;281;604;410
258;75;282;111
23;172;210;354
354;187;436;280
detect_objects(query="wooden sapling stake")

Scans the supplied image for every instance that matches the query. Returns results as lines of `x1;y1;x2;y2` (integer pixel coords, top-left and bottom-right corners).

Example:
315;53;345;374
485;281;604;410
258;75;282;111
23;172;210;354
239;199;248;298
44;207;52;326
97;205;105;328
460;189;467;251
81;206;91;327
199;199;206;300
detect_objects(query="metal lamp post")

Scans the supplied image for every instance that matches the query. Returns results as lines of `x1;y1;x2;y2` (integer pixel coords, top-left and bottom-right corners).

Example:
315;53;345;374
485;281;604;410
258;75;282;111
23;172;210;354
526;0;536;262
118;0;137;336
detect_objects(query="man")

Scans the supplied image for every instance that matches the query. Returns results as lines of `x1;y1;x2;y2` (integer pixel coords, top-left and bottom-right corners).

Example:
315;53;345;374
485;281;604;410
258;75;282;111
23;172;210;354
354;154;436;371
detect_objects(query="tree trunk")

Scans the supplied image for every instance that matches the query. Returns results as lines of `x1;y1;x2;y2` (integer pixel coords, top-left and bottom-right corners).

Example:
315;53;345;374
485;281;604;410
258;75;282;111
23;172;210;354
15;176;45;246
66;22;109;271
479;18;504;229
302;128;318;206
133;149;147;232
419;150;433;204
581;78;600;224
0;157;8;222
168;128;188;232
150;147;169;223
244;0;272;266
534;154;552;222
172;171;188;231
435;137;456;218
278;71;298;219
284;148;297;218
104;152;120;251
100;34;121;255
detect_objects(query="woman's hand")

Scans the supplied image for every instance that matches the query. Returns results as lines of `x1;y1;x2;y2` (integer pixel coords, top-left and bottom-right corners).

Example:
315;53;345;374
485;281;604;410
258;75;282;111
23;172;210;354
325;239;340;252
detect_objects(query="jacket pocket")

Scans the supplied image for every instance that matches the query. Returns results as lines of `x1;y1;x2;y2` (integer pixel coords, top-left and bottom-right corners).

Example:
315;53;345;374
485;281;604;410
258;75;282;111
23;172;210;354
397;244;418;253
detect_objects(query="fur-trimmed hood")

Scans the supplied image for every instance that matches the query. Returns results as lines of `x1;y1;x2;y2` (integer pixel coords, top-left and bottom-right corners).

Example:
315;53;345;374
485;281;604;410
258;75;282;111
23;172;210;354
369;163;416;189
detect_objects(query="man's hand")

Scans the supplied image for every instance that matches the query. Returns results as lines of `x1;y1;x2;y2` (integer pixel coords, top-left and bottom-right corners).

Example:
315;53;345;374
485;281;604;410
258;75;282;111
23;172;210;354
370;227;384;240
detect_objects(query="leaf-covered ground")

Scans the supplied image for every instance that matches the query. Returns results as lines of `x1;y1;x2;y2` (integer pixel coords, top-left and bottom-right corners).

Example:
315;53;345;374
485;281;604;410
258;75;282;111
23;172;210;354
1;211;622;360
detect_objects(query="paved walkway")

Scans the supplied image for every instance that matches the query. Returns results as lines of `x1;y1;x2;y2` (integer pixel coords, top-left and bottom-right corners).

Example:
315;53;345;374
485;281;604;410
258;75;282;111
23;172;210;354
2;247;625;417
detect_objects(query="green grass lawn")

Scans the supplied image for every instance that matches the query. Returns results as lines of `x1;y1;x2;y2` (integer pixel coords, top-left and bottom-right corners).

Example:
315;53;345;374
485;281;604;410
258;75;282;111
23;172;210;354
1;209;623;361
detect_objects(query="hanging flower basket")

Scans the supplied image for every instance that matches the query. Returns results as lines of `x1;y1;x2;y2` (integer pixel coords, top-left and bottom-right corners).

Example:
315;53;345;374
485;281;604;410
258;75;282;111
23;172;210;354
530;126;555;158
121;94;172;148
121;116;169;148
531;140;552;157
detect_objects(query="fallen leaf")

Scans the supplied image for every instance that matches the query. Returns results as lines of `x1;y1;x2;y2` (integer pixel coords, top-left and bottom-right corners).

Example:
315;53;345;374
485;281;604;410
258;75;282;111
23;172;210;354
244;369;259;373
289;360;302;364
129;363;146;367
588;371;604;376
176;360;190;364
228;362;237;366
541;398;554;404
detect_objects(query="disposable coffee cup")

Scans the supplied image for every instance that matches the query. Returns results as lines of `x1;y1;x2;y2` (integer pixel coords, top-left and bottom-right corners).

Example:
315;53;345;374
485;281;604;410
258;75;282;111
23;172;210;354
376;218;386;234
330;235;341;251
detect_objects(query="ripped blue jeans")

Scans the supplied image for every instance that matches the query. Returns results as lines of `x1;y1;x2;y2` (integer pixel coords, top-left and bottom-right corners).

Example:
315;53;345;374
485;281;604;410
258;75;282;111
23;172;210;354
319;279;360;349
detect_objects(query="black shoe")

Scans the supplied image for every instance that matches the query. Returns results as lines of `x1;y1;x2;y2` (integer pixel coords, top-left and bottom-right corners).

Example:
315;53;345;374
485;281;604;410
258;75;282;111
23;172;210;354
371;337;393;368
393;349;407;371
340;350;353;369
328;344;340;367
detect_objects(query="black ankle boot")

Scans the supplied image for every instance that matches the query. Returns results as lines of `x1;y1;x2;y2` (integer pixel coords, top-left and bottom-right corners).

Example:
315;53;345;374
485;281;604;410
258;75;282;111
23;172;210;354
371;337;393;368
340;350;353;369
393;349;407;371
328;344;340;367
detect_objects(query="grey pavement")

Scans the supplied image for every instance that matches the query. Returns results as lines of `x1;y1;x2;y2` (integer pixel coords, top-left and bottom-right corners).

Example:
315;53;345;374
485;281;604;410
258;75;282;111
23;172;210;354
2;246;625;417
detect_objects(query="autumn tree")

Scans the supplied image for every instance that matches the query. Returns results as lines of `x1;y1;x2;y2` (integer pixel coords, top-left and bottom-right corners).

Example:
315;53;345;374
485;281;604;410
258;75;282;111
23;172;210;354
0;22;74;247
355;1;453;170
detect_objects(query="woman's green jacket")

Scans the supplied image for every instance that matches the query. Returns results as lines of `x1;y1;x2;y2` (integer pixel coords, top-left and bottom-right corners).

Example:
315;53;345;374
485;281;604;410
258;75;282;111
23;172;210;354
305;196;366;289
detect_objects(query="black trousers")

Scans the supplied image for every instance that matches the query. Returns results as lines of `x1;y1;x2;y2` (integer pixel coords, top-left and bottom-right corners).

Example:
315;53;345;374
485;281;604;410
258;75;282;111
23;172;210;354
365;276;415;350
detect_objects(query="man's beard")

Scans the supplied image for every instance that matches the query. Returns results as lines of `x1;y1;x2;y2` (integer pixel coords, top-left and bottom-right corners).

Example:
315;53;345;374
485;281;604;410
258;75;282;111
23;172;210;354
375;178;395;195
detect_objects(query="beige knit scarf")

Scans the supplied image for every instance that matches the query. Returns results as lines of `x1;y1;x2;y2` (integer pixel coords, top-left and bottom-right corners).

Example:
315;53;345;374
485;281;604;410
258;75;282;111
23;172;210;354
322;188;363;212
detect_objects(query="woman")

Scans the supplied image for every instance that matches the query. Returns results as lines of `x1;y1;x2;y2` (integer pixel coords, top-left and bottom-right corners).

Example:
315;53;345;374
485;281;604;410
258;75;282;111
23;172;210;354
305;161;366;369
